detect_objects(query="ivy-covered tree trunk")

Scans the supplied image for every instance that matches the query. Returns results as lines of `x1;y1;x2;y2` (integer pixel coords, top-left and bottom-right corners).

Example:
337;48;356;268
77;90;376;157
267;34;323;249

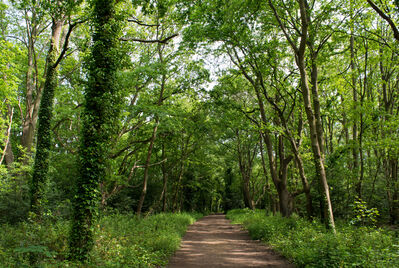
30;19;64;218
69;0;121;261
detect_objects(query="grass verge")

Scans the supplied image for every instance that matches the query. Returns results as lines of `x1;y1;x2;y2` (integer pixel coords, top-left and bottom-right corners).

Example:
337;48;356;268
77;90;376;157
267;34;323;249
0;212;201;267
226;209;399;268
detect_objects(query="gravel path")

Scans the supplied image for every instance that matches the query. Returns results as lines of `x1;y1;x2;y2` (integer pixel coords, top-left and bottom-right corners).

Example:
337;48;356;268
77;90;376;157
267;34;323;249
167;214;295;267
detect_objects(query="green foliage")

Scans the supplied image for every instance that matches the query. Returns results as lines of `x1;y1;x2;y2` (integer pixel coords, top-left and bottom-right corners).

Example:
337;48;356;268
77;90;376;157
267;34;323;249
0;212;200;267
0;219;69;267
90;212;201;267
350;198;379;227
227;209;399;267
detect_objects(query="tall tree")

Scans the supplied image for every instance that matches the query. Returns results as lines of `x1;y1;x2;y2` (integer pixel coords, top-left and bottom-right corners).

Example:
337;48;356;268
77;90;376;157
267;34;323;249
269;0;336;231
69;0;122;261
30;1;81;219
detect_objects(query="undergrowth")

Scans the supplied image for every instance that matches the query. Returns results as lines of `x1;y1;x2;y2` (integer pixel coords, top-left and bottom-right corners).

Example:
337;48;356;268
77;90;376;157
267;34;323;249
0;212;201;267
227;209;399;268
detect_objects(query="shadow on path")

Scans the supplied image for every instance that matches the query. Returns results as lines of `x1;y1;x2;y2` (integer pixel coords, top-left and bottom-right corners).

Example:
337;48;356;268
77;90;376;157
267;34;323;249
167;214;295;267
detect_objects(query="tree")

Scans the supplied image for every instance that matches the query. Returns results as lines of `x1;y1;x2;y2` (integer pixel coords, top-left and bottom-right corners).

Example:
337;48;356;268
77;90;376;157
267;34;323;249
69;0;122;261
30;0;82;219
269;0;336;231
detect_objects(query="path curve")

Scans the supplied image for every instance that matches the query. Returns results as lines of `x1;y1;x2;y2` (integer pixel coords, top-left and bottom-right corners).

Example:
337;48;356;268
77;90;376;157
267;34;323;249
167;214;294;267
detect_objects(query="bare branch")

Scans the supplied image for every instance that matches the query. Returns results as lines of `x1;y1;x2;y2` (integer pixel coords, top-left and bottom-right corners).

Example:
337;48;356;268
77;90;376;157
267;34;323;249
120;33;179;44
128;18;159;27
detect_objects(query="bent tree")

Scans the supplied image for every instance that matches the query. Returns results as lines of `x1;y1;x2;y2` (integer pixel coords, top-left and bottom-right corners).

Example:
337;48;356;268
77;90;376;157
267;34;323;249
69;0;122;261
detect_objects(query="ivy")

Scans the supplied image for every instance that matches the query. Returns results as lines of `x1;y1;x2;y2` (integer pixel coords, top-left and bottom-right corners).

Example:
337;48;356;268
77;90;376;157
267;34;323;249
68;0;123;262
30;17;66;219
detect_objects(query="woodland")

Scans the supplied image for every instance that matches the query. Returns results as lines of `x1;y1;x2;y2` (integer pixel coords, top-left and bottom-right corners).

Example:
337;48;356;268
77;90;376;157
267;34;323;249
0;0;399;266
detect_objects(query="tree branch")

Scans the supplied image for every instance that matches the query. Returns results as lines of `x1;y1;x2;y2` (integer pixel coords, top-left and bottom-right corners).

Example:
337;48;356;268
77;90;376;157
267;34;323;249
128;18;159;27
54;20;84;68
268;0;299;53
367;0;399;42
120;33;178;44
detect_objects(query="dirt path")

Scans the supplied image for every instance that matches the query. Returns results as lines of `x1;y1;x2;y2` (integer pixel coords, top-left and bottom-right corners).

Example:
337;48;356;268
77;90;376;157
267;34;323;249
167;214;294;267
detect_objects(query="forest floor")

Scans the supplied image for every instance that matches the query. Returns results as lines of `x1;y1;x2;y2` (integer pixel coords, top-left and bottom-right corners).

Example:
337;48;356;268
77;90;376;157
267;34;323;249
167;214;294;267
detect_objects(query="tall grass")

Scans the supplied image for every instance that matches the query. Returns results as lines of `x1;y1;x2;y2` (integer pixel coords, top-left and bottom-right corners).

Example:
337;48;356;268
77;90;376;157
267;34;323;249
227;209;399;268
0;212;201;267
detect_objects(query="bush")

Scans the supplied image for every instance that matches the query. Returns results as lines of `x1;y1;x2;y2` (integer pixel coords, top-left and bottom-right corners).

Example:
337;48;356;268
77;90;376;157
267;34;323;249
0;212;201;267
227;209;399;268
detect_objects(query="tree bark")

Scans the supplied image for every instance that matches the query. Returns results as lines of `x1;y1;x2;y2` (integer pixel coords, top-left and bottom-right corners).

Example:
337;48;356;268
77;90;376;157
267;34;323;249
350;20;360;197
21;9;42;156
69;0;121;261
269;0;335;231
136;120;159;215
0;104;13;167
30;19;64;219
161;143;168;212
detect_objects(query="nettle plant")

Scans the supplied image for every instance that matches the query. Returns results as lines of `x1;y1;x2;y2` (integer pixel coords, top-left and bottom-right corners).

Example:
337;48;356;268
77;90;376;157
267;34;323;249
350;198;379;227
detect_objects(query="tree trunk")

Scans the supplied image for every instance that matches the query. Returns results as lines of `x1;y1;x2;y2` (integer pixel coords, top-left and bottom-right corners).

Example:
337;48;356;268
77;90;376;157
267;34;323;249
242;179;254;209
136;120;159;216
161;143;168;212
69;0;121;261
389;159;399;224
30;19;64;219
136;33;167;215
297;52;335;230
298;0;335;232
277;186;292;217
21;11;42;155
236;129;255;210
350;23;360;197
1;104;14;167
255;87;293;217
172;146;186;212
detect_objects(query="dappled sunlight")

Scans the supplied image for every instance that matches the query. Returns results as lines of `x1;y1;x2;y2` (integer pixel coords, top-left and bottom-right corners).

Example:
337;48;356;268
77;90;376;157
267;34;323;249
168;215;294;267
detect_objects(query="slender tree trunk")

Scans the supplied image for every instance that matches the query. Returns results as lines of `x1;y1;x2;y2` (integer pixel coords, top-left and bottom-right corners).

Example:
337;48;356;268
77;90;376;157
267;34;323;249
242;179;254;209
30;19;64;219
310;58;325;156
350;24;360;197
161;143;168;212
259;134;274;214
136;120;159;215
136;32;167;215
236;130;255;210
297;51;334;230
1;104;14;167
292;143;313;218
172;141;187;211
21;11;42;155
291;0;335;232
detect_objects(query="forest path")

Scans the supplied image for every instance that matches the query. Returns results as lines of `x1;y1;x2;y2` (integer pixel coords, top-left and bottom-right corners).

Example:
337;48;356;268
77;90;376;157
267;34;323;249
167;214;294;267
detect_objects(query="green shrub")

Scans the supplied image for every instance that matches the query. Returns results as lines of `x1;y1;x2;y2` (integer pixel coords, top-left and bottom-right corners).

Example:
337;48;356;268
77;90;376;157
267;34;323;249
227;209;399;268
